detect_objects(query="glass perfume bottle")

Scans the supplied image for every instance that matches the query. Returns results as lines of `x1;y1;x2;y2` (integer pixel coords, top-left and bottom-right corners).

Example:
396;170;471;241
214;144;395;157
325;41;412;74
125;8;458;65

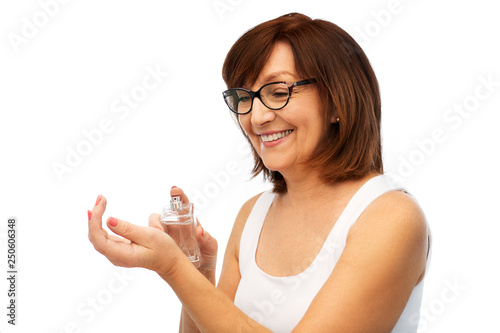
161;196;200;267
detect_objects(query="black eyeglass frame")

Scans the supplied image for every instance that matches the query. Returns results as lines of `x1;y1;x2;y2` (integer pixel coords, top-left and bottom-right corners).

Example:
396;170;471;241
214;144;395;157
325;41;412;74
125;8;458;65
222;78;317;115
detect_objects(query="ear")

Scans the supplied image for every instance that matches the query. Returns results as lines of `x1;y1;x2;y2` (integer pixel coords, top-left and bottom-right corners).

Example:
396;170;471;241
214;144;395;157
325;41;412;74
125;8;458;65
328;105;340;123
330;113;340;124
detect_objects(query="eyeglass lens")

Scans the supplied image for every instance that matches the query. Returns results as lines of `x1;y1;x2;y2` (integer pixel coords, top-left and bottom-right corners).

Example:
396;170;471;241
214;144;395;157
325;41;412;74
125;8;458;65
225;82;290;114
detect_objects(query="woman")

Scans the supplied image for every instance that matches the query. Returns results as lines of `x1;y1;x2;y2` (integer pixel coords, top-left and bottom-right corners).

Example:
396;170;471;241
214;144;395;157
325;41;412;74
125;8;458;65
88;13;430;332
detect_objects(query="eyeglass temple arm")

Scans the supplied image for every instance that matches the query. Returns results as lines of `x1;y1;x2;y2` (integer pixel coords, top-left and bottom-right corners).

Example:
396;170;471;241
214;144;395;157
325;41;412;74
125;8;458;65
292;78;317;87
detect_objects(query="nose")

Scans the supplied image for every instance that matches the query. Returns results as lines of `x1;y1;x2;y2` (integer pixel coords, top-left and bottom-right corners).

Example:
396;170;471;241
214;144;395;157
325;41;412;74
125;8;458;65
250;97;276;127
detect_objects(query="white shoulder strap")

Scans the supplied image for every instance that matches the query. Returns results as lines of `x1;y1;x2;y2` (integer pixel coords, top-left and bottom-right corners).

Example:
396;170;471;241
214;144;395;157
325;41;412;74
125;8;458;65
327;175;406;260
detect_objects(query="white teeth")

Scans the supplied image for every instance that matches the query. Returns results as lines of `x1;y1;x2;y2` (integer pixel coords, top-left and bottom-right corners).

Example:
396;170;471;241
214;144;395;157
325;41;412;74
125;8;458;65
261;130;292;142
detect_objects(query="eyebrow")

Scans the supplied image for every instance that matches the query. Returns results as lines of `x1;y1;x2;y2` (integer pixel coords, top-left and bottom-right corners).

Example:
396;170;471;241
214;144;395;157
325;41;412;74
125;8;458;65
244;71;297;89
260;71;296;83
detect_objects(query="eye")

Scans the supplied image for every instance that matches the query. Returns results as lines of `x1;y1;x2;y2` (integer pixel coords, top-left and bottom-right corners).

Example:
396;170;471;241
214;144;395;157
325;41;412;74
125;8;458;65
269;88;289;99
272;91;288;97
264;84;289;97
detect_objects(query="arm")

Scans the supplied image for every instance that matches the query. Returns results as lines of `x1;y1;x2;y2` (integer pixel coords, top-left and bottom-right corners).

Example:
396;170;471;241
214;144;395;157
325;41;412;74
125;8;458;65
148;187;219;333
293;190;429;332
178;224;217;333
88;191;428;332
174;189;259;332
88;193;269;332
178;193;263;331
165;191;428;332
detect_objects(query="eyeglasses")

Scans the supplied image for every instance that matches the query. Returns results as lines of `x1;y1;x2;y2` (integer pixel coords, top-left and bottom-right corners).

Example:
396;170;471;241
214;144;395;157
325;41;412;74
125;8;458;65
222;78;317;115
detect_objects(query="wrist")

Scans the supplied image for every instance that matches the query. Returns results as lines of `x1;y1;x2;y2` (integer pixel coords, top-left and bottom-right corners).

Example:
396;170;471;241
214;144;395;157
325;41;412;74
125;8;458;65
156;242;185;279
158;254;188;284
200;269;216;285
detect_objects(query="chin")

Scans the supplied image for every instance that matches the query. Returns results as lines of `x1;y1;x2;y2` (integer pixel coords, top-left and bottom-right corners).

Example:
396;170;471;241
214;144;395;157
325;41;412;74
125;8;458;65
261;158;291;173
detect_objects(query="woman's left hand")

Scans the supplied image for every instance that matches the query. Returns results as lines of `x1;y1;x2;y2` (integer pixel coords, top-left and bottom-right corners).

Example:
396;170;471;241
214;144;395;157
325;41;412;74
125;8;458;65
88;195;183;276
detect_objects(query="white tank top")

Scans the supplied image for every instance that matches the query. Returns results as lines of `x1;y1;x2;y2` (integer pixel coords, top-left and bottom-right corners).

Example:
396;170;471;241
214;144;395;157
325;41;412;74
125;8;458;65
234;175;431;332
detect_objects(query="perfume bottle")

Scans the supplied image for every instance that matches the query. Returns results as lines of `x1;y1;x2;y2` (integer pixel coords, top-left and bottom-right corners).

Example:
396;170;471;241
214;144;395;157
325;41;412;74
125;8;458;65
161;196;200;267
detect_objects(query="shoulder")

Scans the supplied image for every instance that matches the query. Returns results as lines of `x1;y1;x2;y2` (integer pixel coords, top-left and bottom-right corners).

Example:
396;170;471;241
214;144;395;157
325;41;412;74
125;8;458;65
295;190;430;331
231;192;266;251
349;189;429;279
351;189;427;238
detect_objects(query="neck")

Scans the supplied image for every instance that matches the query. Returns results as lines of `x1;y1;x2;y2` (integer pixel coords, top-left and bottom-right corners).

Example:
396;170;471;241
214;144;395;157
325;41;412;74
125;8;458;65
277;169;379;210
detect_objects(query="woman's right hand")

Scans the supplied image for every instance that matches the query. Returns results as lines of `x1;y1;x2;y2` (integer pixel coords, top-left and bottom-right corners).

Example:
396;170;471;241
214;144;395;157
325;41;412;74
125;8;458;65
149;186;218;282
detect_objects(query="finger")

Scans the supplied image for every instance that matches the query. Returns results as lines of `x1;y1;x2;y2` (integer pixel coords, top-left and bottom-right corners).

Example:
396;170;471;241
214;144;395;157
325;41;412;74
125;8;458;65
170;186;191;204
168;187;202;229
88;195;108;248
169;186;201;230
107;216;159;246
93;194;107;216
148;213;163;231
89;195;108;235
107;234;132;244
195;226;218;256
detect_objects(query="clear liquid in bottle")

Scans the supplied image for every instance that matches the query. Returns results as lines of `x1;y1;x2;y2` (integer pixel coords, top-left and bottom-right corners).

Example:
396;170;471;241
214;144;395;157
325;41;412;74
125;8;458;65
161;196;200;267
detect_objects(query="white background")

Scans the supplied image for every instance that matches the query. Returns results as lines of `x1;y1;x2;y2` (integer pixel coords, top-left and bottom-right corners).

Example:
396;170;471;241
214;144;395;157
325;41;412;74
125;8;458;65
1;0;499;332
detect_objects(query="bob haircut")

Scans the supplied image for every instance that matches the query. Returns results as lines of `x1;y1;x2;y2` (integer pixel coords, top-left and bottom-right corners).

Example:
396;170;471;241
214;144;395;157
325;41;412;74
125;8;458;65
222;13;383;193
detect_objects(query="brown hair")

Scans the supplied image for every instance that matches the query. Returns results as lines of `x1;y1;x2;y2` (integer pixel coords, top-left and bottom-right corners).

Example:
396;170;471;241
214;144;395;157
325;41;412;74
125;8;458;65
222;13;383;192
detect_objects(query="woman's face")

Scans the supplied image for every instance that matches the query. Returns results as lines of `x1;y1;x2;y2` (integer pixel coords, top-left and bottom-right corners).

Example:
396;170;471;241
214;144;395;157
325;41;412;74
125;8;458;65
238;42;329;175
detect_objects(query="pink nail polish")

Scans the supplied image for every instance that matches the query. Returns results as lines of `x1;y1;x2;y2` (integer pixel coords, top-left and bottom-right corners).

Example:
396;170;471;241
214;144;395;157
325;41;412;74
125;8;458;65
88;210;92;220
108;217;118;227
95;195;102;206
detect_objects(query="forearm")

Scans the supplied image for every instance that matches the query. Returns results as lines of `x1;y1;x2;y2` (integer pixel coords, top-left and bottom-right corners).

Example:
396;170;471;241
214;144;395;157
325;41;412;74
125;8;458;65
179;270;216;333
180;306;200;333
161;258;271;333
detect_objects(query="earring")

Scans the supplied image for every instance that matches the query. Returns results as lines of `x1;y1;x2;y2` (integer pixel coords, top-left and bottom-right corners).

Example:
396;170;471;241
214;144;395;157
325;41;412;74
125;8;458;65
336;117;340;123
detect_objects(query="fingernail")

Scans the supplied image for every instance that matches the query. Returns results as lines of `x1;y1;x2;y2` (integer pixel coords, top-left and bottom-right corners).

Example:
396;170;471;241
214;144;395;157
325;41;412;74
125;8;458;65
95;195;102;206
171;186;177;189
201;227;205;237
88;210;92;221
108;217;118;227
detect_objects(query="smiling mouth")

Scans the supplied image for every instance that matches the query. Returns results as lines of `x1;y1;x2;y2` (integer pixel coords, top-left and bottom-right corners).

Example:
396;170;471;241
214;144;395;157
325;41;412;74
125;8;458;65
260;130;293;142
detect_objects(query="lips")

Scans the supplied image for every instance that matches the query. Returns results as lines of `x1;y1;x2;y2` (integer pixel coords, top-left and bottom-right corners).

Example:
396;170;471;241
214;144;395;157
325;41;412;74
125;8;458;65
260;130;293;142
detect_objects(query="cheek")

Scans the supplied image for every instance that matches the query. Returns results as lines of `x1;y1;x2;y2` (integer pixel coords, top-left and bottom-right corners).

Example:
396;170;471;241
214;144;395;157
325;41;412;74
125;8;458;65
238;115;257;143
238;115;251;135
301;112;326;150
239;115;262;152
